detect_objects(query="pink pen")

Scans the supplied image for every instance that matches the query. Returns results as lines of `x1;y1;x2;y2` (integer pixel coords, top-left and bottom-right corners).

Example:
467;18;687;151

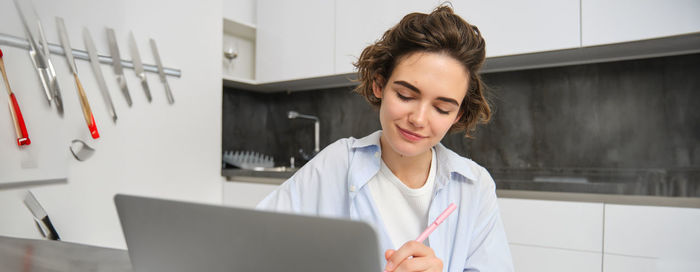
416;203;457;242
384;204;457;272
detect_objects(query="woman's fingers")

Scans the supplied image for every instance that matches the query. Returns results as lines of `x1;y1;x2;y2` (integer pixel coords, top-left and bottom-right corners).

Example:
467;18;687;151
393;256;443;272
384;241;436;271
385;249;396;260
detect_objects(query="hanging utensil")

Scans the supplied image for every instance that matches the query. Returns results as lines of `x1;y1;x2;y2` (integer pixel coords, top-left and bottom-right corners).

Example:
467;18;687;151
149;39;174;104
128;32;152;102
56;17;99;139
13;0;63;115
0;48;31;146
69;139;95;161
23;191;60;240
106;28;132;107
83;28;118;123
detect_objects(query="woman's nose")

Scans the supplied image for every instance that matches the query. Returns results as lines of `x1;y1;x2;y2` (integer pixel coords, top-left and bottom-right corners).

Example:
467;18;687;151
408;103;429;128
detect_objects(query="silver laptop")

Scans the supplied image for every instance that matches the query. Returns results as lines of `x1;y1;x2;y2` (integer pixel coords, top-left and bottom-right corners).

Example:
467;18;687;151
114;194;381;272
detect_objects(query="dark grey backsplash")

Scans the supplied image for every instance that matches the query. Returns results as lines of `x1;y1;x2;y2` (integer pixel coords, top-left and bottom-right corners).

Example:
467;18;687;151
223;53;700;197
222;85;381;165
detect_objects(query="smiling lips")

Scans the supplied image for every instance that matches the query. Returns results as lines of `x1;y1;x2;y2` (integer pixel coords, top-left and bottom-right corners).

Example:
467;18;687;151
397;125;426;142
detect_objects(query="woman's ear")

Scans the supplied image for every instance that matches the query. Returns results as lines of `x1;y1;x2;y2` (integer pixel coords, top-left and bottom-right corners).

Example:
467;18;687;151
372;77;384;99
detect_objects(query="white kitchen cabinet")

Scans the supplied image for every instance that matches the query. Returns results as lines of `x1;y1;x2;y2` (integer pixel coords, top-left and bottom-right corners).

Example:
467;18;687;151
452;0;580;58
603;204;700;271
223;0;256;27
510;244;602;272
603;254;657;272
223;18;257;83
498;198;604;252
255;0;335;83
582;0;700;47
334;0;440;74
223;181;279;209
336;0;581;73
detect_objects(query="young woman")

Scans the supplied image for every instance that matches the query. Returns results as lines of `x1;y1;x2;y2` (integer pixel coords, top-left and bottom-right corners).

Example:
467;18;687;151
258;6;514;272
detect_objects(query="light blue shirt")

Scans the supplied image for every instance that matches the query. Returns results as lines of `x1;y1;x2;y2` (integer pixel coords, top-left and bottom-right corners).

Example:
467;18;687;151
257;131;514;272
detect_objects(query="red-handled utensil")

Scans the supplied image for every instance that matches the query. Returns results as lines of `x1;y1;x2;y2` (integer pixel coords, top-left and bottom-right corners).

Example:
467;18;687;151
0;48;31;146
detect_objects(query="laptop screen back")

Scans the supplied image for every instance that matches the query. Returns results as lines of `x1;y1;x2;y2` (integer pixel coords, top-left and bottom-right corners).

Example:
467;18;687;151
114;194;381;272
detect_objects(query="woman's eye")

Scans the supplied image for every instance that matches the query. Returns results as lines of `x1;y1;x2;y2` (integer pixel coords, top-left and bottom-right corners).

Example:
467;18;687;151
396;92;412;101
435;107;450;115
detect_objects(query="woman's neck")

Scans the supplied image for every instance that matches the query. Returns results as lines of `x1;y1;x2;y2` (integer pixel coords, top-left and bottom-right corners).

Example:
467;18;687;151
379;135;433;189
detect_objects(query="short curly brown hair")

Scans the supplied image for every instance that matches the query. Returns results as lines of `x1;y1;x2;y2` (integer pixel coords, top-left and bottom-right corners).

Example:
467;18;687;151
353;5;491;138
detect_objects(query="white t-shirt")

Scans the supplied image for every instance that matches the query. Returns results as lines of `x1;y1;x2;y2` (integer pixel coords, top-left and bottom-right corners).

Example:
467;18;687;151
368;148;437;248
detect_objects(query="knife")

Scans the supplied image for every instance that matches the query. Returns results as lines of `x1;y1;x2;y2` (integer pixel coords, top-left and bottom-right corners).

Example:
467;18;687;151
129;32;152;102
149;39;174;104
56;17;99;139
0;48;31;146
13;0;64;115
83;28;118;123
23;191;60;241
106;28;133;107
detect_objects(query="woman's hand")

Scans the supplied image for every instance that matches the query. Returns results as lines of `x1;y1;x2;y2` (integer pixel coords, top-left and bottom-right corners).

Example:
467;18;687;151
384;241;443;272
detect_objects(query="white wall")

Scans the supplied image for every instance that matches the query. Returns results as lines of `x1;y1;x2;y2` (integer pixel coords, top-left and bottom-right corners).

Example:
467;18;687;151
0;0;223;249
223;0;257;25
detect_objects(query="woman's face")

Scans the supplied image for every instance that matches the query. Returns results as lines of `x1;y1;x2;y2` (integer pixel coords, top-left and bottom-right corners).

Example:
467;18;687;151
373;51;468;158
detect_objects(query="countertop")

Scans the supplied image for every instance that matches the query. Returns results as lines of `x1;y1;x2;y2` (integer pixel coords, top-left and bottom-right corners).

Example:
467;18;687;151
222;167;700;208
0;235;131;272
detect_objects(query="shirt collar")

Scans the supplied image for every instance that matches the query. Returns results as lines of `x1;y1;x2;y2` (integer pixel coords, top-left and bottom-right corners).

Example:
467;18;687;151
351;130;382;150
349;130;477;190
434;143;477;184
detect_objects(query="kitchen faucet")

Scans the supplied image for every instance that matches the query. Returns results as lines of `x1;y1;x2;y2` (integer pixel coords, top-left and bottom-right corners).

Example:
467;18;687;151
287;111;319;159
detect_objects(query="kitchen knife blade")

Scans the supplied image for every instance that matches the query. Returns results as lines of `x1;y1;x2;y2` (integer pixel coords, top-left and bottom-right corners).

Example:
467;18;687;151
23;191;60;240
13;0;63;115
149;39;174;104
37;23;64;115
83;28;118;123
57;17;100;139
106;28;133;107
56;18;78;73
129;32;152;102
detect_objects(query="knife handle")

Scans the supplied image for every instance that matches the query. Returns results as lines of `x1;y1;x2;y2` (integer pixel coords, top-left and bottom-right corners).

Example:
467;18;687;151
1;52;31;146
73;73;99;139
41;216;60;241
9;93;31;146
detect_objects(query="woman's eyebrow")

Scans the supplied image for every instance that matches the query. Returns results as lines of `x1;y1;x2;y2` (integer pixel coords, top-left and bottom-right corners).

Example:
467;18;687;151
393;80;460;106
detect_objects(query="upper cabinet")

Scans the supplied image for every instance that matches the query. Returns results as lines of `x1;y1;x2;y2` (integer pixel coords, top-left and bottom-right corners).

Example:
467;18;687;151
334;0;440;75
582;0;700;46
255;0;335;82
229;0;700;91
452;0;581;58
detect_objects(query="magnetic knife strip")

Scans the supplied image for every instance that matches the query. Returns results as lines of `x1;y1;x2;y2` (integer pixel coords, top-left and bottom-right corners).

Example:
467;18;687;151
0;33;181;78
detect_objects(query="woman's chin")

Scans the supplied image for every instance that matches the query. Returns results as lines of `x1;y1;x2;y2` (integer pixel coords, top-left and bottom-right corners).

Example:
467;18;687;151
391;141;431;158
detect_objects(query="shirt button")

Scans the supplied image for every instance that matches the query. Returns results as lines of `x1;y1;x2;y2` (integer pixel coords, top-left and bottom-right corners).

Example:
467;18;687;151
349;185;356;192
374;152;380;158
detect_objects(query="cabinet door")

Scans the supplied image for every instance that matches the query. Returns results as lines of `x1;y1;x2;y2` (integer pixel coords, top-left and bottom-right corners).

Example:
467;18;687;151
256;0;335;82
582;0;700;46
511;244;602;272
452;0;580;57
334;0;440;74
498;198;604;252
603;204;700;271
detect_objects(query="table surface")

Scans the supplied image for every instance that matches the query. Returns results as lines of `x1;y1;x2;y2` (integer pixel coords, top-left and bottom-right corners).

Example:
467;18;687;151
0;235;132;272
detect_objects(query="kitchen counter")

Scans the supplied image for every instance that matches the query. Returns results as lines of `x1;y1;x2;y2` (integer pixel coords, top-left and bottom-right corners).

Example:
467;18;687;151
223;167;700;208
222;169;294;185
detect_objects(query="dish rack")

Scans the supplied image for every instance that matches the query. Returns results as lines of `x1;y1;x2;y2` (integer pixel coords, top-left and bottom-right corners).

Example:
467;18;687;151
222;150;274;170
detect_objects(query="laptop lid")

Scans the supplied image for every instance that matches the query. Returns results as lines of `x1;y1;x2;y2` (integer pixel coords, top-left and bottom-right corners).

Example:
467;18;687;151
114;194;381;272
